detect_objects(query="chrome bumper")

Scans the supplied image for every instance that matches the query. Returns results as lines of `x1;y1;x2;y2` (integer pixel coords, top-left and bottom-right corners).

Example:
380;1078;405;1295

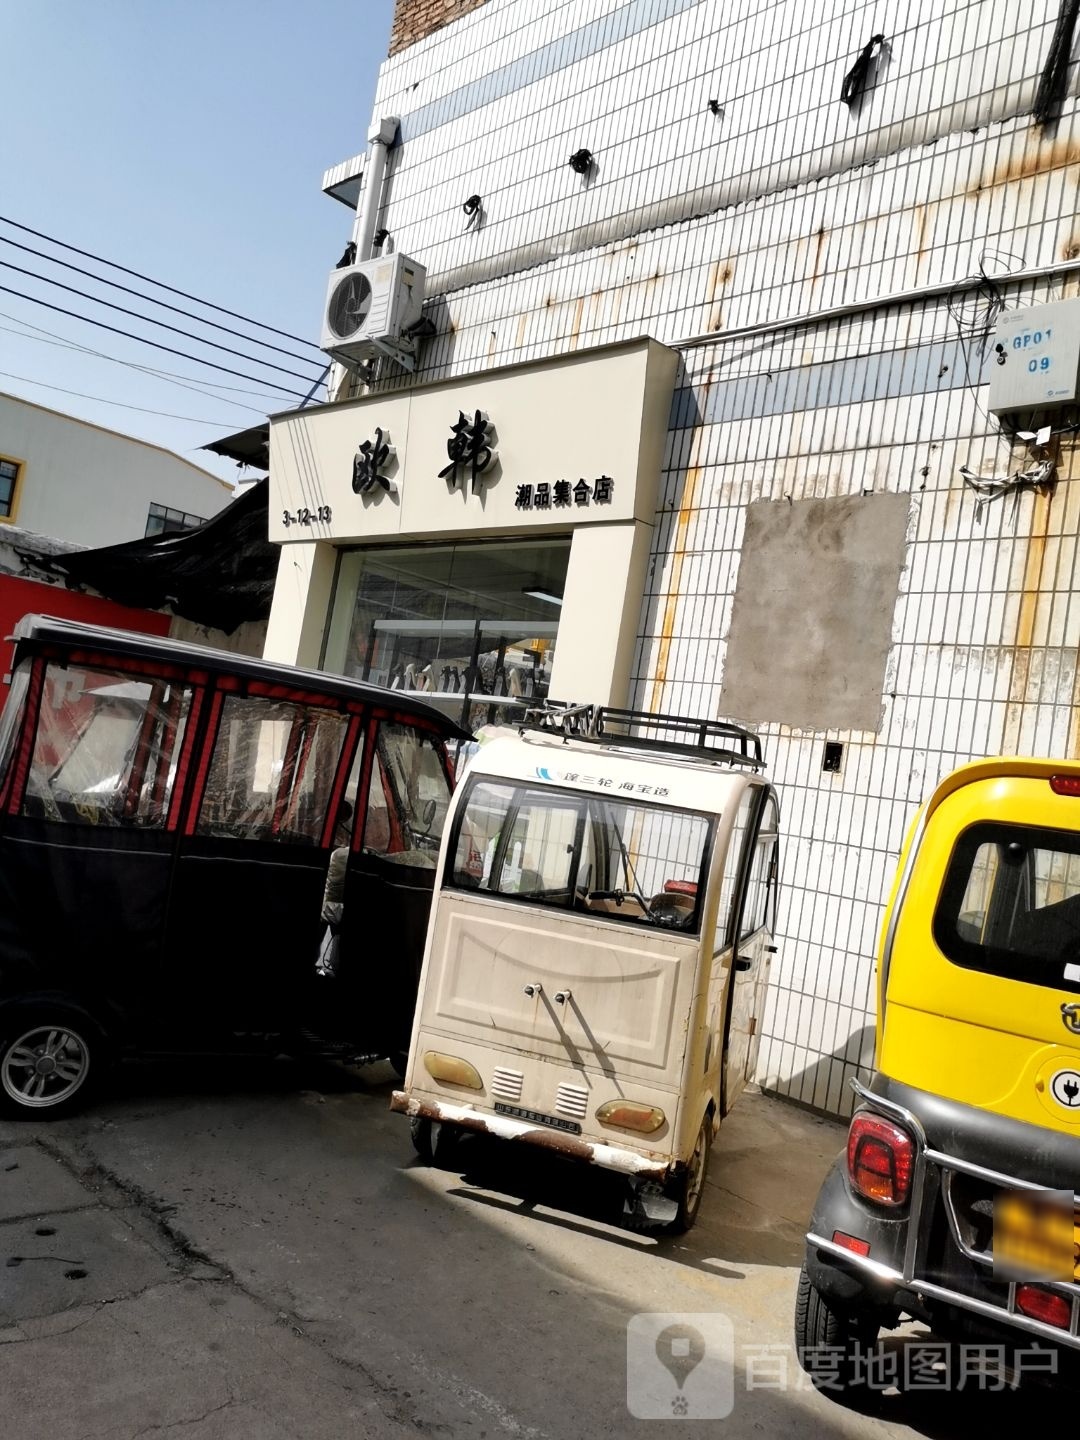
390;1090;672;1181
809;1078;1080;1351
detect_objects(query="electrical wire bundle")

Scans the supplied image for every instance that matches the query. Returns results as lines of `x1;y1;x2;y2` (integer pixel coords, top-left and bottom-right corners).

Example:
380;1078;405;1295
0;214;328;434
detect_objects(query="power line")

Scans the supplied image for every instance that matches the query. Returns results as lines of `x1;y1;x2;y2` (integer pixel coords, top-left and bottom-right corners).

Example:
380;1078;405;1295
0;233;324;370
0;310;295;408
0;369;243;426
0;283;309;399
0;257;324;385
0;213;325;352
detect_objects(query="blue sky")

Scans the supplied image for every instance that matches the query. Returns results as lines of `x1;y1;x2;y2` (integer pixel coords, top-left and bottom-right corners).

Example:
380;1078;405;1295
0;0;394;484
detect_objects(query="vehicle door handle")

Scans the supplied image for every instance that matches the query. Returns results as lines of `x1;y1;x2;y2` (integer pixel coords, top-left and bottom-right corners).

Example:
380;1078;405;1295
553;989;572;1004
765;945;778;954
523;983;543;997
734;957;752;972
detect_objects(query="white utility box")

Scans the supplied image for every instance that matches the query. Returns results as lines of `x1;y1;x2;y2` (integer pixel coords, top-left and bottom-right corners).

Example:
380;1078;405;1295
988;298;1080;414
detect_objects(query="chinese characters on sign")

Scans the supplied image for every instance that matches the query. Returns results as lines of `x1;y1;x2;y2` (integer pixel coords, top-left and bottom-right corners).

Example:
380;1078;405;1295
439;410;495;494
515;476;614;510
561;773;668;796
343;409;613;516
352;427;394;495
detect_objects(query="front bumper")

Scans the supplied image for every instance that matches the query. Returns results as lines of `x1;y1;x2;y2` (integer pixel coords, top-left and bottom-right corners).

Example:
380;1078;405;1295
807;1077;1080;1351
390;1090;672;1181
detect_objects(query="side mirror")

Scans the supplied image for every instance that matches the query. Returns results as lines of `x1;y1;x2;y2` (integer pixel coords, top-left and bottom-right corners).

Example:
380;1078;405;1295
422;797;437;830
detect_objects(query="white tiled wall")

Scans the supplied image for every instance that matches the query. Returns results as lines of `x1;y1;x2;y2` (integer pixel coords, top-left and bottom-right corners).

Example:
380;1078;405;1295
338;0;1080;1113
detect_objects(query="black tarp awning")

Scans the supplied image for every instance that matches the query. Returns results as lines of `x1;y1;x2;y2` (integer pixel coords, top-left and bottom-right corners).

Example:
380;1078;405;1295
201;423;270;470
48;479;277;633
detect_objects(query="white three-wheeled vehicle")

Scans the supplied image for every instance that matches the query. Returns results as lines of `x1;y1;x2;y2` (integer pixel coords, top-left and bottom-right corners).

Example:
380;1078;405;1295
391;705;780;1230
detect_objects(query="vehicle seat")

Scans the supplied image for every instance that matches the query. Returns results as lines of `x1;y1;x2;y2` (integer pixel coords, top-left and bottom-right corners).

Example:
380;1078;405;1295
1010;893;1080;959
583;892;649;917
363;803;392;853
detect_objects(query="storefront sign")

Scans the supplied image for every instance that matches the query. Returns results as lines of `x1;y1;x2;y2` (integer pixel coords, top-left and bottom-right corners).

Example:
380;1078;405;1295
268;336;678;545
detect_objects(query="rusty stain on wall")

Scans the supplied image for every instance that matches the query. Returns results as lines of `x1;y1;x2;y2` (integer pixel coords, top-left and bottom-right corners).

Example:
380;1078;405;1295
1013;486;1052;651
701;259;734;332
567;295;585;350
1001;485;1054;754
809;225;829;289
970;135;1080;195
649;464;703;711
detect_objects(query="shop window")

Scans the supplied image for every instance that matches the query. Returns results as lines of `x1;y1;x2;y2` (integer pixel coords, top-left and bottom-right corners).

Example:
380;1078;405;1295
22;662;192;827
145;502;206;537
196;695;347;843
329;538;570;729
0;457;23;520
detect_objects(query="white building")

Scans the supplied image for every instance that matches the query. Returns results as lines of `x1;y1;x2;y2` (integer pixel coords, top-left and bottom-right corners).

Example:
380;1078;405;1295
0;391;233;547
265;0;1080;1115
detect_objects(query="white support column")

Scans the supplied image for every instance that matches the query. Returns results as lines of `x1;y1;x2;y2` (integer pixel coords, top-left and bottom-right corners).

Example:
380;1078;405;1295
549;521;654;708
263;542;339;669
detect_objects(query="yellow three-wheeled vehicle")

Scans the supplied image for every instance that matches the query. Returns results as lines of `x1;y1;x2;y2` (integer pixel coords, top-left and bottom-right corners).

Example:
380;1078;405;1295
799;758;1080;1392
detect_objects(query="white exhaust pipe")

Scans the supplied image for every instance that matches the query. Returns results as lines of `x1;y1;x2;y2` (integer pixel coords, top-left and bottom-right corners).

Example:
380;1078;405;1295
354;116;399;261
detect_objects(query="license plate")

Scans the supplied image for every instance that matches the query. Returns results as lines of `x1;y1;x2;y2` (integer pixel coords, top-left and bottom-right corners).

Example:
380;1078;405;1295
493;1102;581;1135
993;1188;1080;1281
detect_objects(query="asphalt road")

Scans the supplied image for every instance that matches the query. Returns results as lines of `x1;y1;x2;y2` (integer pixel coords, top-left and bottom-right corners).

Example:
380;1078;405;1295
0;1056;1066;1438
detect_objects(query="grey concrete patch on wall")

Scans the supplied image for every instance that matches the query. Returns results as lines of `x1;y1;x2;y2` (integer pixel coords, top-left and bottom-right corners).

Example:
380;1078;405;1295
720;492;910;733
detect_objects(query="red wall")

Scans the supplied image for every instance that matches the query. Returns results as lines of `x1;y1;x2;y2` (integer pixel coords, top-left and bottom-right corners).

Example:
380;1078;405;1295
0;575;171;679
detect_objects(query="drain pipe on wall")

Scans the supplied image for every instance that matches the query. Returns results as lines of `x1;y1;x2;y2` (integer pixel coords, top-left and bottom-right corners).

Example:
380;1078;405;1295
329;113;403;400
330;117;399;401
355;116;399;262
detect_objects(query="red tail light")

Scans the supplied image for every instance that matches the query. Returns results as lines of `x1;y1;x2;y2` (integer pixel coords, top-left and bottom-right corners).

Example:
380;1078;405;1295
1050;774;1080;797
846;1112;914;1207
1015;1285;1072;1329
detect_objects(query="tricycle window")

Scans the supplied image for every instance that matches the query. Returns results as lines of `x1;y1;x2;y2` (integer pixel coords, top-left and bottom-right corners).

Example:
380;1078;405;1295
22;662;192;828
196;695;348;843
448;778;712;932
934;821;1080;993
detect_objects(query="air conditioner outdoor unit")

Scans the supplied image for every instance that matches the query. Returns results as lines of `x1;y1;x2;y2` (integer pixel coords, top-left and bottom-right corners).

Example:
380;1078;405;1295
320;252;426;368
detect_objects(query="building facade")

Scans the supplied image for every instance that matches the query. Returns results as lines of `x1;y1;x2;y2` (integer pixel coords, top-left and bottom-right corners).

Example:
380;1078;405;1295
267;0;1080;1115
0;391;233;547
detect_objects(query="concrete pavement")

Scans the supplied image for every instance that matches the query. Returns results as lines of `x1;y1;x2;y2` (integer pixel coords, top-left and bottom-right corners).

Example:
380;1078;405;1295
0;1057;1064;1437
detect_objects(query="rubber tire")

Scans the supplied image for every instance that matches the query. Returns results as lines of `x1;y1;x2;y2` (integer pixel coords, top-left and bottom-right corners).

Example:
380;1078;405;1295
387;1050;409;1082
794;1263;880;1394
409;1116;462;1169
665;1116;712;1233
0;1007;103;1119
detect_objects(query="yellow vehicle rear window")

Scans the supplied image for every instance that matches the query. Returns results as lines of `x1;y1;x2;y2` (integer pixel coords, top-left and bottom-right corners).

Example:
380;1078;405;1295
933;822;1080;994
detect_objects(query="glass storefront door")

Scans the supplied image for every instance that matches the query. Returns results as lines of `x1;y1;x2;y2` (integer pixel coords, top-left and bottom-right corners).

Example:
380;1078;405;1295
324;538;571;730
